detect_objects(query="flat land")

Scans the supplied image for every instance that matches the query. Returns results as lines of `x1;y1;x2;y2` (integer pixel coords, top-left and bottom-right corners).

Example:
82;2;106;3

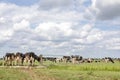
0;61;120;80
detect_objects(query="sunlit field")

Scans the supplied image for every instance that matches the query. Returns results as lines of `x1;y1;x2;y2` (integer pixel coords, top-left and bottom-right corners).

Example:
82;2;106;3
0;60;120;80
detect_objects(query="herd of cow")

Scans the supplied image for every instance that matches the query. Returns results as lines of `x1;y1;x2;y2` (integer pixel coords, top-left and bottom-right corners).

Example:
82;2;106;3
1;52;120;66
3;52;43;66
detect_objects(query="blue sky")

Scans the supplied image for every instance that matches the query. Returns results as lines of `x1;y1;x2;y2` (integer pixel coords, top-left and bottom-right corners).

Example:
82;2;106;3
0;0;39;6
0;0;120;58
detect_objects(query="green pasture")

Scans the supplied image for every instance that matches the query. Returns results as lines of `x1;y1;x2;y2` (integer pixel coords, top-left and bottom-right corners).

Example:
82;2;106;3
0;61;120;80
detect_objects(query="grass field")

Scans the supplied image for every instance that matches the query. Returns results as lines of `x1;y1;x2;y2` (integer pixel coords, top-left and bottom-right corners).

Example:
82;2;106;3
0;61;120;80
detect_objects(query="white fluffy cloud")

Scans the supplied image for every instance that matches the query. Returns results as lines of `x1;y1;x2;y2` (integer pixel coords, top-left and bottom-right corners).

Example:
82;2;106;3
35;22;74;39
91;0;120;20
0;17;6;23
13;19;30;31
0;29;13;42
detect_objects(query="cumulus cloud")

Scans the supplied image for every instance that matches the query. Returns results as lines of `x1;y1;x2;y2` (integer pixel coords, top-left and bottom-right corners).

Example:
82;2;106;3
79;24;93;38
0;29;13;42
91;0;120;20
35;22;74;39
0;17;6;23
13;19;30;31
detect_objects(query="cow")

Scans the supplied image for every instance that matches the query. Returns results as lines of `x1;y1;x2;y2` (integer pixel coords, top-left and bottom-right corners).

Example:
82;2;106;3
81;58;93;63
87;58;94;63
94;58;101;63
4;53;15;66
71;55;83;64
62;56;71;63
15;52;24;66
24;52;35;66
55;58;62;63
33;54;43;64
43;57;56;62
104;57;114;63
24;52;42;66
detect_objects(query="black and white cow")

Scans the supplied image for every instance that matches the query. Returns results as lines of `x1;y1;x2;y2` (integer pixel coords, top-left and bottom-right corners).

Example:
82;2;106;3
43;57;56;62
71;55;83;64
24;52;42;66
4;53;15;66
104;57;114;63
15;52;24;66
62;56;71;63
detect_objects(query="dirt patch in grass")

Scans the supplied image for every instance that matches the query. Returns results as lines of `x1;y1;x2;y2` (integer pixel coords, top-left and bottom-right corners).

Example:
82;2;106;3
19;68;58;80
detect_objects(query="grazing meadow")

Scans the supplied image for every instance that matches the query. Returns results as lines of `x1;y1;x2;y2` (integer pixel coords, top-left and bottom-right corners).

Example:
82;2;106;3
0;61;120;80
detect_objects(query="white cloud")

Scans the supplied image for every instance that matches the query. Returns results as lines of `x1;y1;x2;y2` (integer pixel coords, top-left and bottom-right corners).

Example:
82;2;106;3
72;28;103;44
96;31;120;50
91;0;120;20
35;22;74;40
86;31;103;44
0;17;6;23
0;29;14;42
13;19;30;31
79;24;93;38
105;38;120;50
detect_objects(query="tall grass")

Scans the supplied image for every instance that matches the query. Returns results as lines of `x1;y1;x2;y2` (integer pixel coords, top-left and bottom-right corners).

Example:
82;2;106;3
47;62;120;71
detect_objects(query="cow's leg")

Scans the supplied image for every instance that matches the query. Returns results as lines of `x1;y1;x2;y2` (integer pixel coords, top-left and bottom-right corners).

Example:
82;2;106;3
15;59;17;66
63;58;67;63
21;58;24;66
11;59;14;66
29;60;32;66
24;58;30;66
72;58;76;64
18;58;20;66
7;57;10;66
19;58;22;66
24;59;27;66
10;57;14;66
